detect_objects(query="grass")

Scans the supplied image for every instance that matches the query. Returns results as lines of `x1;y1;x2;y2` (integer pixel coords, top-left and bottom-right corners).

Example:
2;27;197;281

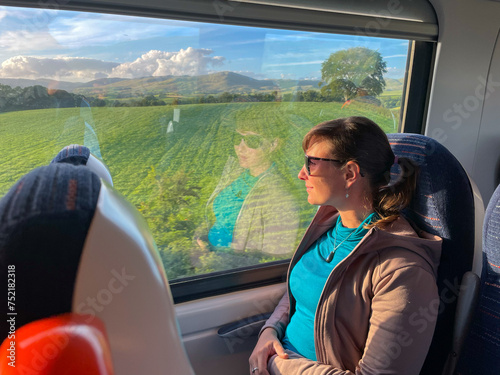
0;101;397;199
380;90;403;97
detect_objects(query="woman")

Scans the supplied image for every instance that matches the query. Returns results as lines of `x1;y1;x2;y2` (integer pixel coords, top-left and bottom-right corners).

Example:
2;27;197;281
249;116;442;374
204;110;302;256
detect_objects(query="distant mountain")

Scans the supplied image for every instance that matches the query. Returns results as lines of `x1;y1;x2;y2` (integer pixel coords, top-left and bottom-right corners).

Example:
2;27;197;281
76;77;129;88
0;73;402;98
0;72;321;98
0;78;81;91
384;78;405;91
71;71;294;97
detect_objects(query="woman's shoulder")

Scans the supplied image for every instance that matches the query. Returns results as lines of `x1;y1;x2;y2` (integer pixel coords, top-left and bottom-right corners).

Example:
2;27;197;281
368;216;442;279
379;215;441;241
252;168;294;194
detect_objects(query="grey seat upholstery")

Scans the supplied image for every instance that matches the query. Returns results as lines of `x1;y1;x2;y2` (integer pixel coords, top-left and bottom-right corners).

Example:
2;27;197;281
456;183;500;375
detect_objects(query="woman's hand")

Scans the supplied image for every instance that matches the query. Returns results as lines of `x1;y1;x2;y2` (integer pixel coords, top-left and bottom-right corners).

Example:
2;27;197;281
249;327;289;375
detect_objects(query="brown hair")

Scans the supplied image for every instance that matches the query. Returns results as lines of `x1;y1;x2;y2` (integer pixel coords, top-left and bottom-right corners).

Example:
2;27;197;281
302;116;419;227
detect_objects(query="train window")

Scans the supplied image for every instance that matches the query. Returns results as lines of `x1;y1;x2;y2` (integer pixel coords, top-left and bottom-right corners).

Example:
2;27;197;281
0;1;436;301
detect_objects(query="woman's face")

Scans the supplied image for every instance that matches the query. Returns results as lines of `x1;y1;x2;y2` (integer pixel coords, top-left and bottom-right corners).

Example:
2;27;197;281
234;131;275;173
298;140;346;206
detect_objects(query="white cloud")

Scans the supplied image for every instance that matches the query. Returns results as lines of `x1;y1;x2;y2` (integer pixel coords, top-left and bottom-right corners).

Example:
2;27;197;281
384;54;407;59
0;6;40;21
0;30;60;52
384;66;405;78
265;60;323;67
0;56;118;81
111;48;225;78
49;16;189;48
0;48;225;81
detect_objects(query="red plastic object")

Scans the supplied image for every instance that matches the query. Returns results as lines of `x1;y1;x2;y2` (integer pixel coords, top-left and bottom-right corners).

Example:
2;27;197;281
0;313;114;375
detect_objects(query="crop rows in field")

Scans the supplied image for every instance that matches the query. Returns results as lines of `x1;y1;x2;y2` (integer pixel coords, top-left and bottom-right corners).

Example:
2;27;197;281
0;101;397;279
0;101;397;198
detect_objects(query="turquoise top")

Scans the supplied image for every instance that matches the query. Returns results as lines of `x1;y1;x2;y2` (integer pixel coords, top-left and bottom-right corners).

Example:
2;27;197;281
208;170;259;248
282;212;378;360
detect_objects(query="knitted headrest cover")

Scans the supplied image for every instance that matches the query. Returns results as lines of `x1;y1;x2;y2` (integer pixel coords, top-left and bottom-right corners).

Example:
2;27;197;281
51;144;91;166
0;163;101;341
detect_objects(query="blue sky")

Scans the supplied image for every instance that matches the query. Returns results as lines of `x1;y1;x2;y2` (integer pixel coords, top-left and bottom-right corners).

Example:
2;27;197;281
0;6;409;82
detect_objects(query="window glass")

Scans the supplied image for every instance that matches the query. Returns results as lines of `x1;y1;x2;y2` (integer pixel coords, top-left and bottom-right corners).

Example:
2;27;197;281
0;6;409;280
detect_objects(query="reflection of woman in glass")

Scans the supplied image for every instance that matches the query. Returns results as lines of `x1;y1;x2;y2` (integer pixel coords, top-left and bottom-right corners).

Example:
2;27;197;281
204;111;300;256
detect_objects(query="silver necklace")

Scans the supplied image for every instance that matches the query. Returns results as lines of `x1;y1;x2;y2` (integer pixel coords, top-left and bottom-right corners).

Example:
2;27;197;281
325;220;357;263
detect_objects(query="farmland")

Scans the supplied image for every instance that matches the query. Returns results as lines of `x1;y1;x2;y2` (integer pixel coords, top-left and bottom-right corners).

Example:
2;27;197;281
0;101;397;279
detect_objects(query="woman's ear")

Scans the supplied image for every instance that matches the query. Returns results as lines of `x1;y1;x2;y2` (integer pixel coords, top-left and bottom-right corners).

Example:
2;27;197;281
344;161;362;187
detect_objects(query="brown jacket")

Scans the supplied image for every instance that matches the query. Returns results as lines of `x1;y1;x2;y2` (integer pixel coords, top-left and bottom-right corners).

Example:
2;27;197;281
261;205;442;375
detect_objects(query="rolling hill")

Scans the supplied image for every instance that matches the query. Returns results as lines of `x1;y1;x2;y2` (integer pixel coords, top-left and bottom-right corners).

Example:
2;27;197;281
0;72;404;100
0;72;322;98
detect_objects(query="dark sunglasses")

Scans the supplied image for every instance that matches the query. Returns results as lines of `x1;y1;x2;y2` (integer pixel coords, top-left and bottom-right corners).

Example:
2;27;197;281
304;154;343;175
233;133;265;149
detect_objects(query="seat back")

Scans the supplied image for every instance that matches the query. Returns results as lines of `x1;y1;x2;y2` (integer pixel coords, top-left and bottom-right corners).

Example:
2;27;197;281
0;314;114;375
387;133;476;375
73;176;194;375
0;161;194;375
456;183;500;375
51;144;113;186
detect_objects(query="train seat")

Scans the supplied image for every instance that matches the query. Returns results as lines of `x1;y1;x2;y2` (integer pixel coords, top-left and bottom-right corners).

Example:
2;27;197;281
51;144;113;186
387;133;479;375
456;183;500;375
0;313;114;375
0;159;194;374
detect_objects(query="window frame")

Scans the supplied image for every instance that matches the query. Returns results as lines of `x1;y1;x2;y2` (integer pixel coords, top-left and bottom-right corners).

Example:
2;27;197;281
2;0;438;41
400;41;437;133
171;261;289;303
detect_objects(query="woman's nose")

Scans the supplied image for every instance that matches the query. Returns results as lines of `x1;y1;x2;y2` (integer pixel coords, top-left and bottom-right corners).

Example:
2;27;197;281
234;140;246;150
298;165;308;180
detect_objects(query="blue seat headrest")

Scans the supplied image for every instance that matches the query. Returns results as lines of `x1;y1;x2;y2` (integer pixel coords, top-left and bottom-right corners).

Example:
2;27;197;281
51;144;91;166
51;144;113;186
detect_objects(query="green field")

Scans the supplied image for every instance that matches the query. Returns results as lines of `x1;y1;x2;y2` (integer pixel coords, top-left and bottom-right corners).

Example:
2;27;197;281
0;101;397;279
380;90;403;97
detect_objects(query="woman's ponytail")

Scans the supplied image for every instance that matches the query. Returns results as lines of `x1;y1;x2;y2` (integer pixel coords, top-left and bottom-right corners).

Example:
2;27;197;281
370;156;419;228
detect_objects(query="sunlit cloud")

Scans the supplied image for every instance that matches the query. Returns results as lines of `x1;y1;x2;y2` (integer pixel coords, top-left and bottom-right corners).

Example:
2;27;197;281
0;47;226;81
111;48;225;78
0;56;118;81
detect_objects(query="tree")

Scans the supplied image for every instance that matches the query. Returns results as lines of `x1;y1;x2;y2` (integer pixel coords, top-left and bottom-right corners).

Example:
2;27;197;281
321;47;387;102
137;167;202;279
